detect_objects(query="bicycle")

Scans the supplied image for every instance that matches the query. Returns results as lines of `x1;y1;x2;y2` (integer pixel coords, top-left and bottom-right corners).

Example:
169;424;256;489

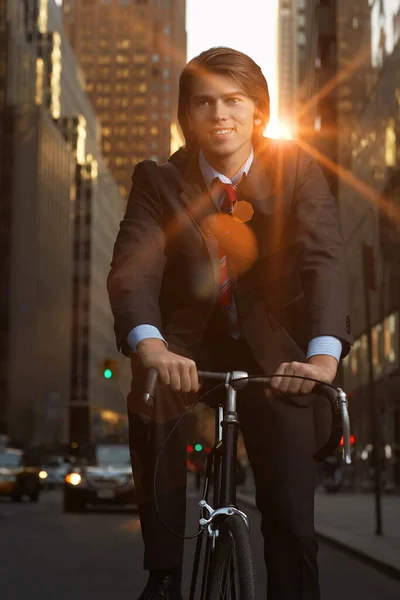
143;368;351;600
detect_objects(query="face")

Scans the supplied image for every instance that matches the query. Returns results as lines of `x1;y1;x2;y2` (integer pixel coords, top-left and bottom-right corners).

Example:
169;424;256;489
186;72;258;166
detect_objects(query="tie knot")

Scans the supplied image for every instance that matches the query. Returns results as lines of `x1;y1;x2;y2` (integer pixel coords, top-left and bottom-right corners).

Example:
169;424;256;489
220;183;237;214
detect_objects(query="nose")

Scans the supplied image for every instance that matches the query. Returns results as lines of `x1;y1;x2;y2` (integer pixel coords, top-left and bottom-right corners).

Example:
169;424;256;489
212;100;229;122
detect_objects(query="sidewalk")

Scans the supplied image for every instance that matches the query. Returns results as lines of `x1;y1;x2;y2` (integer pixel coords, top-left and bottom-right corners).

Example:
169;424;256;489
237;488;400;579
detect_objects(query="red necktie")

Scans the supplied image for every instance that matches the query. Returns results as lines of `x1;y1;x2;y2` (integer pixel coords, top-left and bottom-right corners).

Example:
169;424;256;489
218;184;237;318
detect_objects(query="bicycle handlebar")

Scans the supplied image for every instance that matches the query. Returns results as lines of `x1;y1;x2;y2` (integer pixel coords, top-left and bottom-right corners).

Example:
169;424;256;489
142;367;352;464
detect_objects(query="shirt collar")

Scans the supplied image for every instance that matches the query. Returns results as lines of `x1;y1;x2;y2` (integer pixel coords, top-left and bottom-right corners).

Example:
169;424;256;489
199;147;254;190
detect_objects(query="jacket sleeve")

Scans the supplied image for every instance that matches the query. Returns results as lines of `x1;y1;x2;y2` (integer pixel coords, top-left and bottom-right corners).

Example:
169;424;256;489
293;150;353;358
107;161;167;354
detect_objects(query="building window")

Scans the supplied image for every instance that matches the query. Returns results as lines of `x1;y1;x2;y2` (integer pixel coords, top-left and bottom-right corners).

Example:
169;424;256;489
117;39;130;49
133;53;146;64
96;96;111;107
385;120;396;167
100;67;110;78
116;68;129;79
133;22;145;33
150;126;158;136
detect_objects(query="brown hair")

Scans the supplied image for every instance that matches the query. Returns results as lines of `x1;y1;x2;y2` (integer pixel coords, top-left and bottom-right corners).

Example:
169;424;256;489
178;47;270;150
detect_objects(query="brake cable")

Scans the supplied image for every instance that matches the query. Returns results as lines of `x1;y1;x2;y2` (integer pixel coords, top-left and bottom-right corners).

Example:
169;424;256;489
152;374;341;539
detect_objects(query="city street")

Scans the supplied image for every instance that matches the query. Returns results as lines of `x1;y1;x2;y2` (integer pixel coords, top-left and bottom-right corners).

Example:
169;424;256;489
1;484;399;600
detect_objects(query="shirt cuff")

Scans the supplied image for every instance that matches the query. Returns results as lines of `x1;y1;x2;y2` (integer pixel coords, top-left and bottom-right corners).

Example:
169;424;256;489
306;336;342;362
127;325;167;353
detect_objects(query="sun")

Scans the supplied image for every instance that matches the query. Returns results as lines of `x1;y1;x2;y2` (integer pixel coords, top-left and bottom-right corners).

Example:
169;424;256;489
264;118;294;140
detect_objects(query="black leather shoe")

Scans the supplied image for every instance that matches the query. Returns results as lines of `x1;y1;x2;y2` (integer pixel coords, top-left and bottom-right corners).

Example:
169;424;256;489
136;573;183;600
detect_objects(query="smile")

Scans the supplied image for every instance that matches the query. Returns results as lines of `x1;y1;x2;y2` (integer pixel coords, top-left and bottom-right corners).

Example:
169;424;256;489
211;128;234;136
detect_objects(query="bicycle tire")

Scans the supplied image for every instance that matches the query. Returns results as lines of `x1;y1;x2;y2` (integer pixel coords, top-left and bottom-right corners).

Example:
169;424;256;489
206;513;258;600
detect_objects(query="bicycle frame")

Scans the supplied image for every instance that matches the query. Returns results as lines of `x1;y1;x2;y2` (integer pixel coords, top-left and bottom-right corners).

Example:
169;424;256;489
189;371;250;600
143;366;352;599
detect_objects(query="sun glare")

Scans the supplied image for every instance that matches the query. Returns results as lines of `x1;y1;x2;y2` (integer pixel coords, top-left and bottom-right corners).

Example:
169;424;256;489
265;119;294;140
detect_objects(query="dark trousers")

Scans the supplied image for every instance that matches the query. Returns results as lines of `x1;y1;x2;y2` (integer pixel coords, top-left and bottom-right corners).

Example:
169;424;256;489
128;334;320;600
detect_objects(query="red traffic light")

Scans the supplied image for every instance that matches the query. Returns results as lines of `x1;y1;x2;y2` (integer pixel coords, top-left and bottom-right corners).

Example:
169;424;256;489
187;445;194;453
340;435;355;446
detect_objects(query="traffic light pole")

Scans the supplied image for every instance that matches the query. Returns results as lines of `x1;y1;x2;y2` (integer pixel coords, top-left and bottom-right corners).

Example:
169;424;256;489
363;244;383;536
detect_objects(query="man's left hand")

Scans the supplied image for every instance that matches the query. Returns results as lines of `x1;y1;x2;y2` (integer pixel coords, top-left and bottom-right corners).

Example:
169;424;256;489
269;355;338;396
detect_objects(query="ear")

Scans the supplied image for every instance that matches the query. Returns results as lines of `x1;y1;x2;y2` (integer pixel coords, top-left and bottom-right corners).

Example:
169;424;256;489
254;117;262;126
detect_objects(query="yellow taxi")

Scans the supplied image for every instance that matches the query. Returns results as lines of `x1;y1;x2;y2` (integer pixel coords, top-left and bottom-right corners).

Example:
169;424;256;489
0;447;43;502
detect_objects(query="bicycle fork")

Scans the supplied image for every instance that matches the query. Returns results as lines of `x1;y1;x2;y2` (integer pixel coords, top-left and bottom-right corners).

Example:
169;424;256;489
189;375;250;600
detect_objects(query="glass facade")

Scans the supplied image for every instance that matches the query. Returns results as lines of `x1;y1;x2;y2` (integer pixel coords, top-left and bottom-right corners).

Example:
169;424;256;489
342;312;399;392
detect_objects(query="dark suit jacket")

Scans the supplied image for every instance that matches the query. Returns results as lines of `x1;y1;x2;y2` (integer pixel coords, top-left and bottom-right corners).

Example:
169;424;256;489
107;138;352;381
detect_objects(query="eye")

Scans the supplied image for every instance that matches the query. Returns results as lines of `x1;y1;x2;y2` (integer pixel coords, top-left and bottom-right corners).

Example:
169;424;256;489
227;97;241;104
195;99;210;107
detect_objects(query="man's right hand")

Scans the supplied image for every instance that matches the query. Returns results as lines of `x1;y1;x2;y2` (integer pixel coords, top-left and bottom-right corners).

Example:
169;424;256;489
136;338;200;393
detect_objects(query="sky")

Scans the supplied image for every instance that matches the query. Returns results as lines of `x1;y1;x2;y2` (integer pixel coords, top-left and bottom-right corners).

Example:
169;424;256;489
186;0;279;130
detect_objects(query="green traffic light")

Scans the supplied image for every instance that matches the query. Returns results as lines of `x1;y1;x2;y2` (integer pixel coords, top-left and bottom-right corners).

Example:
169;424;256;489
104;368;113;379
194;444;203;452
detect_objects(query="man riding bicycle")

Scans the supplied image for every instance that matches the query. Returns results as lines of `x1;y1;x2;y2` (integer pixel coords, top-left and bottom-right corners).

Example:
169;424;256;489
107;47;353;600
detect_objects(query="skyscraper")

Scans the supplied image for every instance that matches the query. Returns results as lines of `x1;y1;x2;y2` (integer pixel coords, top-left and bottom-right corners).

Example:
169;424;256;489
277;0;299;136
63;0;186;199
0;0;130;448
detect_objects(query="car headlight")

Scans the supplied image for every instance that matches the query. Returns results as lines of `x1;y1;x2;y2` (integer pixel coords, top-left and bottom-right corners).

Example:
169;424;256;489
65;472;82;486
39;470;48;480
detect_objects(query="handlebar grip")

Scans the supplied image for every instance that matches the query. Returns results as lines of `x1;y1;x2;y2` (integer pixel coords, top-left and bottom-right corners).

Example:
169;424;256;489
313;383;338;406
143;368;158;407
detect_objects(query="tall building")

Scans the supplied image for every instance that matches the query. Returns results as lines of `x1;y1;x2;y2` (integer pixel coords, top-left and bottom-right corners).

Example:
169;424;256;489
277;0;299;136
0;0;129;449
296;0;339;194
0;0;74;446
336;0;375;171
62;0;187;199
338;0;400;488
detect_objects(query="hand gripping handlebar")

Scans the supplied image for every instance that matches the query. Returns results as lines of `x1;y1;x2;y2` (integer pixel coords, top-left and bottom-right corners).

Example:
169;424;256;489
142;368;351;464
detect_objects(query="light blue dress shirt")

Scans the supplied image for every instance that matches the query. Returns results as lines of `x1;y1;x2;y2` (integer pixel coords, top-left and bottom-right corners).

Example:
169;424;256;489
127;150;342;362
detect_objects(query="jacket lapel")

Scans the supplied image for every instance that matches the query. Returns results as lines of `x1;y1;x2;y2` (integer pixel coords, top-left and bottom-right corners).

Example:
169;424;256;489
169;150;221;308
236;139;282;211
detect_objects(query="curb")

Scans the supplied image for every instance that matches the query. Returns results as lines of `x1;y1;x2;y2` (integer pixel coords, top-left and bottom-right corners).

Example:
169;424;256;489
236;492;400;582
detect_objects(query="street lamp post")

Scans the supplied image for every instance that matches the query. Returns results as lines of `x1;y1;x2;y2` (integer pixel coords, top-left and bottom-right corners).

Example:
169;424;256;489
362;243;383;536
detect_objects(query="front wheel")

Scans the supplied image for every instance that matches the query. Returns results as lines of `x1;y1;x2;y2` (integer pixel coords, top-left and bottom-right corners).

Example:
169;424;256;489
206;513;258;600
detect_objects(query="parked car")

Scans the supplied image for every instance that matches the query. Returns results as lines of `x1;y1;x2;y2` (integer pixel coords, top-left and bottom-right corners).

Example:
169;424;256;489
0;448;42;502
63;444;135;512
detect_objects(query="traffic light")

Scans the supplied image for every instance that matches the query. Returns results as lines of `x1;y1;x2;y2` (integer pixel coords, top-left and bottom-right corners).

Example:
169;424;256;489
340;434;355;446
101;358;118;379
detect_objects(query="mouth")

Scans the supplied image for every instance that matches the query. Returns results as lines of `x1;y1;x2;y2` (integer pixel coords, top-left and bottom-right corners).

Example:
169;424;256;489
210;128;235;136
